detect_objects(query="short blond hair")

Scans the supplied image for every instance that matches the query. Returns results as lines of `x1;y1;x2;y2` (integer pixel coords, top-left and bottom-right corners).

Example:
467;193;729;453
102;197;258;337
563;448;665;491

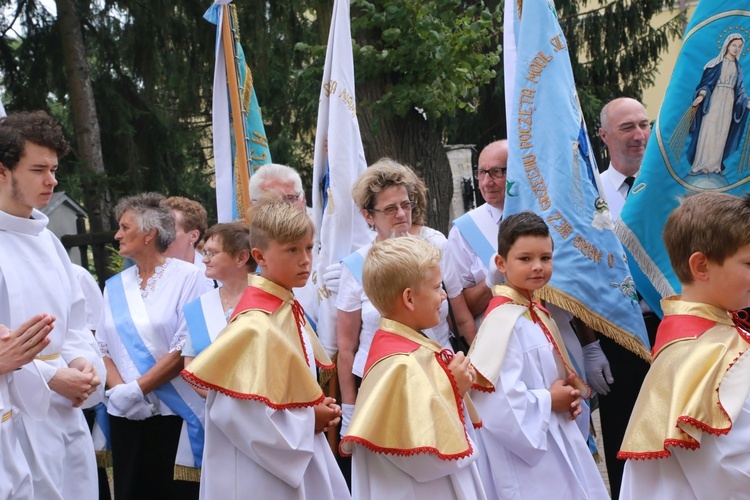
247;198;314;250
363;237;441;316
352;158;416;211
164;196;208;243
663;192;750;284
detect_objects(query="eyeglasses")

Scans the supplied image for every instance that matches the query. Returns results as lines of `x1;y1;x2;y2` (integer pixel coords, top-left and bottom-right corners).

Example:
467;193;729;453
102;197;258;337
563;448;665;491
201;249;224;259
369;200;415;216
474;167;507;180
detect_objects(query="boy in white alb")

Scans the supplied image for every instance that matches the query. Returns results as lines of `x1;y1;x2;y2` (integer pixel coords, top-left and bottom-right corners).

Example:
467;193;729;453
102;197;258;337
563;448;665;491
469;212;608;499
183;199;349;499
341;237;486;499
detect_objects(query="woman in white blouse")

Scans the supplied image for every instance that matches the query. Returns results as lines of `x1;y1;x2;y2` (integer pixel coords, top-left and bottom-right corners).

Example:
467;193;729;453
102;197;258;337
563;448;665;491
97;193;210;499
336;159;476;437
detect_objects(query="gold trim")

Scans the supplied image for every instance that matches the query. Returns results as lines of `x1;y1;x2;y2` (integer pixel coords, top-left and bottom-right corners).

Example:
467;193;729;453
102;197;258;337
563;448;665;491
95;450;112;469
1;410;12;423
537;285;652;362
35;352;60;361
174;464;201;482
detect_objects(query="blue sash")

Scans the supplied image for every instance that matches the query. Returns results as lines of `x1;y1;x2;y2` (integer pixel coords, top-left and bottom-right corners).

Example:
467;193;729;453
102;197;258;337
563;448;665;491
342;251;366;285
453;210;497;269
183;298;213;356
107;272;204;467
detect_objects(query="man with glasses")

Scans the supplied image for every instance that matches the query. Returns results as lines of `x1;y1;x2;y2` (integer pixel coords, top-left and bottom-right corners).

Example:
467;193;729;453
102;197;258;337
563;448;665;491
447;140;508;319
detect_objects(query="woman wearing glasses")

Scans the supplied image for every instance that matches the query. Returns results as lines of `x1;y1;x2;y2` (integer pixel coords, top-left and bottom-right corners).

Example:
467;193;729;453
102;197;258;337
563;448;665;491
336;159;476;438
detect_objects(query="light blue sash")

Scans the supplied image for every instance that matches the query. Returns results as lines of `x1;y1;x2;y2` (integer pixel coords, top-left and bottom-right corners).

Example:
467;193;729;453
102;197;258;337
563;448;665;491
453;210;497;269
342;251;366;285
183;289;226;357
107;271;204;467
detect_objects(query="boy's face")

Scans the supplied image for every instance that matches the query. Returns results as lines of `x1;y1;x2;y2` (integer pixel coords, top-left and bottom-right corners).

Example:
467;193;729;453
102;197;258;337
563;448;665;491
0;142;58;218
706;244;750;311
409;265;446;331
494;235;553;294
253;230;314;291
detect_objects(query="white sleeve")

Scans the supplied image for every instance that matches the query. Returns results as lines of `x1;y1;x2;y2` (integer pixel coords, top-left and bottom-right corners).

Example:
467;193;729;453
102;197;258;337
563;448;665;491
208;392;316;488
480;320;552;467
440;248;463;299
447;226;486;289
335;264;364;313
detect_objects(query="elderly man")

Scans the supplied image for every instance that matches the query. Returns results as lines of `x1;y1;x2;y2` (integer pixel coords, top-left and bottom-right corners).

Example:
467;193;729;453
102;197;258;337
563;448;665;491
0;110;105;499
447;140;508;318
594;97;655;499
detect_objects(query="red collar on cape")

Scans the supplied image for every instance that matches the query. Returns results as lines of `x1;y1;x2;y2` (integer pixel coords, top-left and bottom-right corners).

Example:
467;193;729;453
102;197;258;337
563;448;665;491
484;294;549;318
652;314;717;358
364;329;420;375
230;285;283;321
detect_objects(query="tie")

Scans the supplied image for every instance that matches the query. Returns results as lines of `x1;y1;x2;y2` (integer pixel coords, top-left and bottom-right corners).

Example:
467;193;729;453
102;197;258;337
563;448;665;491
624;176;636;195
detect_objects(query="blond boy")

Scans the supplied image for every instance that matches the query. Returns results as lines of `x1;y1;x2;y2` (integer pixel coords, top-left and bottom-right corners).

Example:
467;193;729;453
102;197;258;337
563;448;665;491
341;237;486;499
619;192;750;499
182;200;349;499
469;212;608;500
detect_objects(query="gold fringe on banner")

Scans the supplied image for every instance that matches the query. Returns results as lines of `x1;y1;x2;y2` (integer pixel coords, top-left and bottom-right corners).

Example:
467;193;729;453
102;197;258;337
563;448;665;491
319;352;338;389
537;285;652;363
95;450;112;469
174;465;201;483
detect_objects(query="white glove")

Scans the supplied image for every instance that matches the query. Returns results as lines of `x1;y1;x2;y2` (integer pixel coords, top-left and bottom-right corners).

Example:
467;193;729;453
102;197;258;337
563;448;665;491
485;253;504;288
340;403;355;439
582;340;614;395
122;398;155;420
106;380;149;418
323;263;343;294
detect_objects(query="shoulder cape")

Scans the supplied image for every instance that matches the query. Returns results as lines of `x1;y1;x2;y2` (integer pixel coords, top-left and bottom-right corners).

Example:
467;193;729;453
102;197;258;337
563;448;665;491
469;285;590;398
340;318;481;460
182;275;333;409
618;297;750;460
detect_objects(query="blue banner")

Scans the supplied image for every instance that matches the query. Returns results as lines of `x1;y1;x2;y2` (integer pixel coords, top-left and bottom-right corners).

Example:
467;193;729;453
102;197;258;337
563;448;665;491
504;0;650;359
205;1;272;222
618;2;750;313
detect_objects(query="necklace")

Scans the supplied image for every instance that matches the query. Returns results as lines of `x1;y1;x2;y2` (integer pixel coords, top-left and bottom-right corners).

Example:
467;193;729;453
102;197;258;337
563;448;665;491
220;287;243;312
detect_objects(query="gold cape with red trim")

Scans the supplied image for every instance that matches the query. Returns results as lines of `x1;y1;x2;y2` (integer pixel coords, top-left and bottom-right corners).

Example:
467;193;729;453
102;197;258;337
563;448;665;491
618;297;750;460
469;285;590;398
181;275;333;409
340;318;481;460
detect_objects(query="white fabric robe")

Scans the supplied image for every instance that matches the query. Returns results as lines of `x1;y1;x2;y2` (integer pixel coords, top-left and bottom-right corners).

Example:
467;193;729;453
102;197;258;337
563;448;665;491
471;315;608;500
349;404;487;500
199;325;350;499
620;384;750;500
0;209;105;500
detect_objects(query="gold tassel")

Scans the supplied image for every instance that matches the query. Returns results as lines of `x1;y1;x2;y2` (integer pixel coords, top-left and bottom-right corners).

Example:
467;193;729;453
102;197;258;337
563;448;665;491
95;450;113;469
538;285;652;362
173;465;201;483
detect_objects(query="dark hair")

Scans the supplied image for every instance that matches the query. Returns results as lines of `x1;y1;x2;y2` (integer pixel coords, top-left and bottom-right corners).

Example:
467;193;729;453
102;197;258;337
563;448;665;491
203;222;256;272
663;192;750;284
497;211;552;257
0;111;70;170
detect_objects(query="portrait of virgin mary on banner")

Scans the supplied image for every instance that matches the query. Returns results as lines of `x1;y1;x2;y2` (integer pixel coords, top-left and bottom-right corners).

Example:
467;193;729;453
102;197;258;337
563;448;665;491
617;1;750;315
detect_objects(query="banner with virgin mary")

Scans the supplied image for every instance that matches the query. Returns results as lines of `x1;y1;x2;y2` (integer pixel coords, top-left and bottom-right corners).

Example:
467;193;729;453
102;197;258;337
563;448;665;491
617;1;750;315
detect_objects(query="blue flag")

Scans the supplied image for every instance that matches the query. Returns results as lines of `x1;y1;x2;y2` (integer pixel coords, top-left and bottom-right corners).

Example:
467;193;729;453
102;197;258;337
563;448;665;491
618;1;750;315
504;0;650;359
205;1;272;222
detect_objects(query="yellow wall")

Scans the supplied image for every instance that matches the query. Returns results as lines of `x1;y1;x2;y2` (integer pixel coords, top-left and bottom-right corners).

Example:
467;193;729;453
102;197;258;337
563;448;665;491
641;3;697;119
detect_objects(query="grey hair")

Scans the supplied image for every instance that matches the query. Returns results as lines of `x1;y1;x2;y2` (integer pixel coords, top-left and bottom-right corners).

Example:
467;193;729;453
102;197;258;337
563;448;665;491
249;163;304;201
114;192;176;252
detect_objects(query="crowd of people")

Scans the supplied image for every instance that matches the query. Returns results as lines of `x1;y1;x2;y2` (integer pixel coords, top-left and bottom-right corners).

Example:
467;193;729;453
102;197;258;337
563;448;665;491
1;94;749;500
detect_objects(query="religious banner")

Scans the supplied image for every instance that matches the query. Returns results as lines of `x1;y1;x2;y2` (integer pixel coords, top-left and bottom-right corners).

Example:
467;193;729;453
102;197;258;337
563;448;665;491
504;0;650;359
205;0;271;222
618;1;750;315
311;0;373;354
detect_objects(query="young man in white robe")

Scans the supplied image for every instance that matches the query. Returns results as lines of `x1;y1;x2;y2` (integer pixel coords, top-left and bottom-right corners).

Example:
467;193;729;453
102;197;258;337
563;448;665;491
469;212;608;500
183;199;349;499
340;237;486;499
0;110;106;499
619;192;750;499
